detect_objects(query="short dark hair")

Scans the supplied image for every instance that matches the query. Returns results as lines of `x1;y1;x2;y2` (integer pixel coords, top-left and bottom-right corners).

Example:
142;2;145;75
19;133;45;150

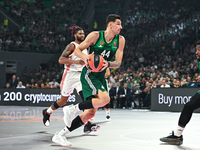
196;40;200;45
106;14;121;27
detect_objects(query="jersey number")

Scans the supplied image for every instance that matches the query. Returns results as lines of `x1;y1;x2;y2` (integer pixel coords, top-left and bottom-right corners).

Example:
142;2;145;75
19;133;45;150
101;50;110;58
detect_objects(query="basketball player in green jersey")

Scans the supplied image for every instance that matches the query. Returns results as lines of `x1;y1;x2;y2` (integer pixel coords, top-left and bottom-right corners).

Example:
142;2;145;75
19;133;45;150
51;14;125;146
62;14;125;129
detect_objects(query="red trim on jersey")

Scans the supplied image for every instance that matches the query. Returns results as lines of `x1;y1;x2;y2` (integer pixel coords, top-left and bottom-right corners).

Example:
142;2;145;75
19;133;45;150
60;57;71;92
69;42;78;57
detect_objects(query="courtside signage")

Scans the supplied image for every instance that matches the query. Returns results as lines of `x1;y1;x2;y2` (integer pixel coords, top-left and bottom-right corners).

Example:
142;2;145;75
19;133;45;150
0;89;81;106
151;88;200;112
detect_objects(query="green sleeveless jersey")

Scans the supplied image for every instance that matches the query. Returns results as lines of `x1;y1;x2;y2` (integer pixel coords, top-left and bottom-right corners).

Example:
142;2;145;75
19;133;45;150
89;31;119;61
81;31;119;100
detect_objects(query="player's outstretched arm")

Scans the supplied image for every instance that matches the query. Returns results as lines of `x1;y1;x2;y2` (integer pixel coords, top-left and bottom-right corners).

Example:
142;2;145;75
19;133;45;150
75;31;99;64
59;43;84;65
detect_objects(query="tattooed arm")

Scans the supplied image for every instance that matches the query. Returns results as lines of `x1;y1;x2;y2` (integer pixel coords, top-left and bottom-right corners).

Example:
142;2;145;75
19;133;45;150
58;43;84;65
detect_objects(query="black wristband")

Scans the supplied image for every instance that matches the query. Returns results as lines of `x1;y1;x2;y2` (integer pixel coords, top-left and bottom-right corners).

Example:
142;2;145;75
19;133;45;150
107;61;110;68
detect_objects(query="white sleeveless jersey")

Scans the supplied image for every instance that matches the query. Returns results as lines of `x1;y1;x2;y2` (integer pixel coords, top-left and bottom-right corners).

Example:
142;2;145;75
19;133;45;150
64;41;87;72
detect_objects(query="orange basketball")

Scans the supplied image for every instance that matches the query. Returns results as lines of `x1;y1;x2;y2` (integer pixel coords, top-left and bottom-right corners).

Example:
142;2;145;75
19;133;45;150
87;54;104;72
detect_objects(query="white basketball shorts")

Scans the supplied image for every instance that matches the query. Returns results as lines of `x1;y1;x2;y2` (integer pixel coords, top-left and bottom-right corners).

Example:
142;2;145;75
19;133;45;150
60;70;82;97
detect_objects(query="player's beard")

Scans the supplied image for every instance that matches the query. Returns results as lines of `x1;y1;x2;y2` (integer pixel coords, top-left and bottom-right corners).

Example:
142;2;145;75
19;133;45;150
77;36;84;42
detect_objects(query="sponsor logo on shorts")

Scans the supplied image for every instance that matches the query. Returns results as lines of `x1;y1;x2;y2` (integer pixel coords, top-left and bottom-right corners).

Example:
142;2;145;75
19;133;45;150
100;41;104;45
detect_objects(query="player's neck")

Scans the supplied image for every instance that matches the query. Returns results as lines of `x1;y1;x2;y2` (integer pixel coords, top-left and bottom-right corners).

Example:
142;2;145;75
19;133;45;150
104;30;115;43
75;40;81;44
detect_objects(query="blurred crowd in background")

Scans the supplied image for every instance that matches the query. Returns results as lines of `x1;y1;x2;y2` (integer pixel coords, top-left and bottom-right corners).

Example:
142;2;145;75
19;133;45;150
1;0;200;108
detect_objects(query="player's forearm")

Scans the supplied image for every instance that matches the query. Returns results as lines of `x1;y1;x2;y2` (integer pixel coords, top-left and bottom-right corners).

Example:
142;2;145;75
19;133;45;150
108;60;121;68
59;57;77;64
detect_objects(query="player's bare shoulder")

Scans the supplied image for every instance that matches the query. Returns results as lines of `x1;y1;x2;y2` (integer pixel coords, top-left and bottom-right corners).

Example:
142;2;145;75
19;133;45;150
119;35;125;46
119;35;125;41
61;43;75;58
86;31;100;45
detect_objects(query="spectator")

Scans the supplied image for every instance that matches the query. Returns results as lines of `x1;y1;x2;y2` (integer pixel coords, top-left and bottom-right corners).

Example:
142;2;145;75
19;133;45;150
3;17;8;27
26;83;31;88
174;79;181;88
29;78;35;87
49;78;59;88
9;74;18;88
187;76;192;84
115;81;123;108
51;84;58;89
34;83;40;89
153;80;161;88
168;68;178;78
160;79;170;88
181;79;188;88
109;82;116;108
41;83;46;89
120;83;132;109
4;82;11;88
126;78;134;90
16;81;26;89
45;78;50;85
143;82;152;107
45;83;51;89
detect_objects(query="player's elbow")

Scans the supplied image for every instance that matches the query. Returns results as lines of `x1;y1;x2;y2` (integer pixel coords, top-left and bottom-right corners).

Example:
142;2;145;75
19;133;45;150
116;62;121;68
58;57;64;64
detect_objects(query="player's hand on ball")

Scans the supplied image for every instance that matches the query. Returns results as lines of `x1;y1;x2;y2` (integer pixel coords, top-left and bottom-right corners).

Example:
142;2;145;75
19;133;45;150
77;60;85;65
84;52;94;68
100;60;109;72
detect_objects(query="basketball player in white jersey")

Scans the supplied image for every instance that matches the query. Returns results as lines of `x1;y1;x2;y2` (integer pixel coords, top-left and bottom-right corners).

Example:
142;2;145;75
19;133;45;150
42;27;100;138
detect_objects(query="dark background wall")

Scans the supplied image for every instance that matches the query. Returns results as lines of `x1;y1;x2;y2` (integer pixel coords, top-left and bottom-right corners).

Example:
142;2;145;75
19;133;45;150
0;51;59;88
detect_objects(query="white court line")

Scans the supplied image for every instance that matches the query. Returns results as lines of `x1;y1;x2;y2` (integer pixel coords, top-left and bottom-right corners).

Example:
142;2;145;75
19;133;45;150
120;129;164;140
0;133;53;141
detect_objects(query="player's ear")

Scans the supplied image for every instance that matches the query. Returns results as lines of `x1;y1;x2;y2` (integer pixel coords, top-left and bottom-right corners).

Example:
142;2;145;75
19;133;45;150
109;22;113;28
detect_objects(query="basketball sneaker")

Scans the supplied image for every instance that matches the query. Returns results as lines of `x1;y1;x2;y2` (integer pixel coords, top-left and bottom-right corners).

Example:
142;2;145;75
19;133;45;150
106;115;111;121
84;121;100;134
42;109;51;127
63;104;78;128
160;131;183;145
52;132;72;146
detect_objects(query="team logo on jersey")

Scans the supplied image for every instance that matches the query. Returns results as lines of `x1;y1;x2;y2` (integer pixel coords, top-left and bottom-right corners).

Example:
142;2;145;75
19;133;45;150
100;41;104;45
113;41;117;46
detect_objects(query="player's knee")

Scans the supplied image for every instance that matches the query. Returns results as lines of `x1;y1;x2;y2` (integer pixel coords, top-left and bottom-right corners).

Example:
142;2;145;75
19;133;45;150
100;94;110;104
104;95;110;104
